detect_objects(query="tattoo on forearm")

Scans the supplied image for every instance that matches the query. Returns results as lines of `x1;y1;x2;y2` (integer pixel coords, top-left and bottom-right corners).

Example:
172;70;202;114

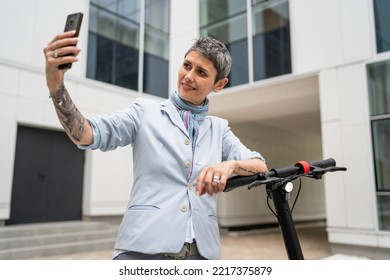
237;166;257;175
51;83;85;142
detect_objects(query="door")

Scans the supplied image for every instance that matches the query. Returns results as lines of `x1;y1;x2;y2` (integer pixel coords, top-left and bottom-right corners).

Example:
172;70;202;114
6;126;85;225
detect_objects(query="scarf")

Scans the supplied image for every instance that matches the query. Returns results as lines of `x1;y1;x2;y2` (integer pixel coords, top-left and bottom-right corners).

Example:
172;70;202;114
170;91;209;147
170;91;209;179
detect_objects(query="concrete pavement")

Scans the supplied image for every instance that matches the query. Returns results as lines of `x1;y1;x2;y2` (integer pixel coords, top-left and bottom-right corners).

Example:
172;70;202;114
34;222;343;260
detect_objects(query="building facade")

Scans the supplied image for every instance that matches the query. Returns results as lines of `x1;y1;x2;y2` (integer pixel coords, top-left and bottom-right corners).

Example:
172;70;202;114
0;0;389;258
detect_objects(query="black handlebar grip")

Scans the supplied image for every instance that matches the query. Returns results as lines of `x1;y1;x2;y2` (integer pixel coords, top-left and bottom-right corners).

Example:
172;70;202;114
270;165;300;178
224;174;260;192
310;158;336;169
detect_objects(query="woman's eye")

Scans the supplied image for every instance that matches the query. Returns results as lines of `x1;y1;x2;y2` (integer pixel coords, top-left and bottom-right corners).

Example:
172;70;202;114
198;70;206;76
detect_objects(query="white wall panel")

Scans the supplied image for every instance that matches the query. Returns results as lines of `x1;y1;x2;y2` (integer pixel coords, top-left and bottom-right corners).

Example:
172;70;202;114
339;0;374;62
321;121;346;227
0;94;17;219
319;69;341;122
342;124;376;229
337;64;376;229
169;0;199;93
290;0;343;73
291;0;373;74
320;64;376;230
86;147;133;216
0;0;88;73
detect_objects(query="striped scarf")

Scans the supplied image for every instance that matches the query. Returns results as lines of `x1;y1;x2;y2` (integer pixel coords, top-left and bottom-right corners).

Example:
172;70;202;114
170;91;209;179
170;91;209;148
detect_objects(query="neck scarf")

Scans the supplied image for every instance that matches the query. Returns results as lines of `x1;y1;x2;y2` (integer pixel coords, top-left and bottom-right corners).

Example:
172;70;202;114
170;91;209;148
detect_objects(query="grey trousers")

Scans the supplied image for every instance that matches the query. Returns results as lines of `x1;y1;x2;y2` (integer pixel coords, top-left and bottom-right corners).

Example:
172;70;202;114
113;251;207;260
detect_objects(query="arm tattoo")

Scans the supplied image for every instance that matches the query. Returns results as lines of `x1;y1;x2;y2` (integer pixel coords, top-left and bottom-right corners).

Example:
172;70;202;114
237;166;257;175
51;83;86;142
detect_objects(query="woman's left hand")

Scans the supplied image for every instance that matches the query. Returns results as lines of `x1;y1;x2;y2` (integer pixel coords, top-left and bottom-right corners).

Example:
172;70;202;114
195;158;268;196
195;160;236;196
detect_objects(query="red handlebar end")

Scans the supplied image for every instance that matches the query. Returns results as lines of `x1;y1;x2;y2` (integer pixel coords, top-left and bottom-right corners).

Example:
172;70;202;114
295;161;310;174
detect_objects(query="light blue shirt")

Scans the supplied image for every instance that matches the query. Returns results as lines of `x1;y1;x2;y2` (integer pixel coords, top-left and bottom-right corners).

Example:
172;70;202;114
79;97;265;259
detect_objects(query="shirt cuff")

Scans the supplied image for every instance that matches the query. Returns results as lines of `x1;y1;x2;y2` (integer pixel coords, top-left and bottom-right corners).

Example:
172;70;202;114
77;119;100;150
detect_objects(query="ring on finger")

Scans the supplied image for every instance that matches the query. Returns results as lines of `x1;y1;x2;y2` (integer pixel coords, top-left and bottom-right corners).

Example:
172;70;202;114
212;175;220;184
53;50;59;58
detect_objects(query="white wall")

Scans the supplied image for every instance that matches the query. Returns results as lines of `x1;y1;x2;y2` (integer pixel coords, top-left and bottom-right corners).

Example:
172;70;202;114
169;0;200;93
0;0;88;73
0;63;18;218
290;0;374;74
319;64;378;245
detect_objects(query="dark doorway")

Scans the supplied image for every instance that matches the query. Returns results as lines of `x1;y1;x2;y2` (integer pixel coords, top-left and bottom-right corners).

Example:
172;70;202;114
6;126;85;225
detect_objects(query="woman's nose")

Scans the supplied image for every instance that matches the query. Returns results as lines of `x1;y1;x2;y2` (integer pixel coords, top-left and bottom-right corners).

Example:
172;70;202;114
184;70;194;82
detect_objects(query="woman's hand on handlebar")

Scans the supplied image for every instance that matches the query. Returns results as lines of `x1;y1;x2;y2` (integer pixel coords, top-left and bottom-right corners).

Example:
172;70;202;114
196;160;236;196
196;158;268;196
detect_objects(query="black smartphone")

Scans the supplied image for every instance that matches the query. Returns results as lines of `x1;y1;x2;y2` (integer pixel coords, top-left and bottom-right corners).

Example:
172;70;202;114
58;12;83;69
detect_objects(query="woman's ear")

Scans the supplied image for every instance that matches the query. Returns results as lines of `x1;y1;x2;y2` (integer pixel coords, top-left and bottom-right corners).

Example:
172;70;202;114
213;78;229;92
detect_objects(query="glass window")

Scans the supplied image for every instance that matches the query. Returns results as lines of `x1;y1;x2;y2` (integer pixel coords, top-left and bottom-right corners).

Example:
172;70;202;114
118;0;141;23
372;119;390;192
367;60;390;231
143;0;170;97
367;60;390;116
377;196;390;230
87;2;140;91
87;0;170;97
91;0;116;13
373;0;390;53
200;0;248;87
200;0;246;26
252;0;291;81
145;0;169;33
199;0;291;87
115;41;139;90
87;32;114;86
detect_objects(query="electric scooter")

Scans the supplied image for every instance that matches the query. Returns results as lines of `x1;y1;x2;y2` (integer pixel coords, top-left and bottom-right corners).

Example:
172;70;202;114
224;158;347;260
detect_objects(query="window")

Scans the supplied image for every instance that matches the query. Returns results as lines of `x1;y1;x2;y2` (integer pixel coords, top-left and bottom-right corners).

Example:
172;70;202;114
200;0;249;87
199;0;291;87
143;0;170;97
367;61;390;116
373;0;390;53
252;0;291;81
367;60;390;230
87;0;170;97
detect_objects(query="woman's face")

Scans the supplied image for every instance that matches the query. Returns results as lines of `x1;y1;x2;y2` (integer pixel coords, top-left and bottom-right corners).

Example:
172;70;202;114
177;51;228;105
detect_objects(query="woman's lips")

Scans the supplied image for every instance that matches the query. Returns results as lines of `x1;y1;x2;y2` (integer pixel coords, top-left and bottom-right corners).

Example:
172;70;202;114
182;82;195;91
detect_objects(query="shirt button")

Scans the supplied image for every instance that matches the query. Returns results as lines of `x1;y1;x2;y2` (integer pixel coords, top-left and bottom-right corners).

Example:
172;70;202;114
181;206;188;212
184;138;191;145
188;183;193;190
185;161;192;168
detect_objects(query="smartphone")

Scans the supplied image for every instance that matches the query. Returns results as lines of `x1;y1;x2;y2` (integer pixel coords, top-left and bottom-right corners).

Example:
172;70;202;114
58;12;83;69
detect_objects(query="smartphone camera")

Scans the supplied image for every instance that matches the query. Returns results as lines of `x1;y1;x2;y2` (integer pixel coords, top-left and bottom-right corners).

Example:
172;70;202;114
68;19;75;28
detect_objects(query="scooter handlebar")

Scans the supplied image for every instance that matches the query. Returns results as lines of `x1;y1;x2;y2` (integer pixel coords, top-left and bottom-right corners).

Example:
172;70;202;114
309;158;336;169
224;158;339;192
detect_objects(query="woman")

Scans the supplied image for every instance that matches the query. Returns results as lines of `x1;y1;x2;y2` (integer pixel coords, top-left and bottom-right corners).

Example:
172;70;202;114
44;33;268;260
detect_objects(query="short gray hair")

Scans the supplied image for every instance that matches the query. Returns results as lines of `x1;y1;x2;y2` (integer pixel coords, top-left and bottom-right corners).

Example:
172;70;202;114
185;37;232;82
